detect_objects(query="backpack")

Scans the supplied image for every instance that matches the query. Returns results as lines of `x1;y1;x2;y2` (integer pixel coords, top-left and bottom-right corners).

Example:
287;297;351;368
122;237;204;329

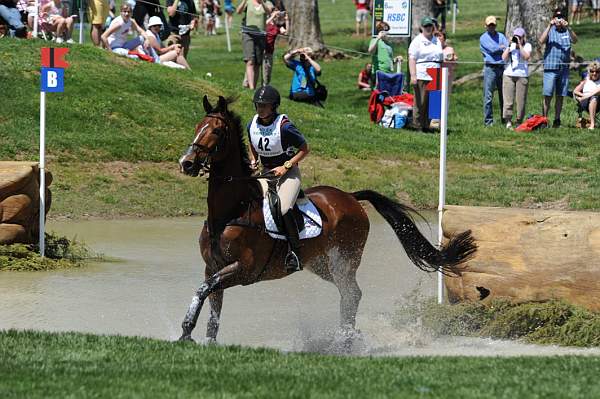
515;115;549;132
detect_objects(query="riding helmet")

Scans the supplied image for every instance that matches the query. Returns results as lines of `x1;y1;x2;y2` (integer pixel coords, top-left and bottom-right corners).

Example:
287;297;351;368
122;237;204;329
253;85;281;107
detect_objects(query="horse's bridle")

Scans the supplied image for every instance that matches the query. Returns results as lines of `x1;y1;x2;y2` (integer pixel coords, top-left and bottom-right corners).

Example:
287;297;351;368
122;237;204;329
186;113;230;174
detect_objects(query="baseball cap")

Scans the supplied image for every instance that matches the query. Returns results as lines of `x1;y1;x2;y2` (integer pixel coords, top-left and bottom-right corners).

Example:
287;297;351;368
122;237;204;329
421;16;434;27
148;16;163;27
513;27;525;37
485;16;497;26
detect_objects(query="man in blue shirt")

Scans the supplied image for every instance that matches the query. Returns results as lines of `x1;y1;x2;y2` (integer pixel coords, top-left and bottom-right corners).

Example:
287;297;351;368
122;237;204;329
480;15;508;126
539;9;577;128
283;47;322;106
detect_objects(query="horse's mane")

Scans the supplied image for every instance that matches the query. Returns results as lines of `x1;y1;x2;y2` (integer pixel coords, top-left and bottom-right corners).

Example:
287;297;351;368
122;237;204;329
216;96;252;177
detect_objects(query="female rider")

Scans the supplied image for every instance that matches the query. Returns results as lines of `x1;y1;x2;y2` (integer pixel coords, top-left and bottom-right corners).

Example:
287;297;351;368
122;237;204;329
247;85;310;272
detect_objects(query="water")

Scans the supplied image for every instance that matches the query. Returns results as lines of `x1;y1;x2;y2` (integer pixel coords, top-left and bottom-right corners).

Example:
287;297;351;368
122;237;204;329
1;213;598;357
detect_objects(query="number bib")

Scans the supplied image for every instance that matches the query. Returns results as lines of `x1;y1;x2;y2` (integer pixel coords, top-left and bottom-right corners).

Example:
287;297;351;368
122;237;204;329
249;114;285;158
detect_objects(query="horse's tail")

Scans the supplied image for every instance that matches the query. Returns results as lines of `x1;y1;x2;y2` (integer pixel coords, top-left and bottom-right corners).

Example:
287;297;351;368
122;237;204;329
351;190;477;276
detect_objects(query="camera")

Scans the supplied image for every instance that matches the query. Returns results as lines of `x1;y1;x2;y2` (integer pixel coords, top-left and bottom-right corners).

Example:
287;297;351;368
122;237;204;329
299;53;306;61
512;36;519;44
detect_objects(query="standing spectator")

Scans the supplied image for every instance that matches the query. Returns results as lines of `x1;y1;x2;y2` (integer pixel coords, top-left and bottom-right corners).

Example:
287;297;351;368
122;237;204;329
432;0;446;32
167;0;198;58
0;0;27;37
592;0;600;24
569;0;583;25
357;63;372;90
223;0;234;28
202;0;219;35
263;9;287;85
101;4;151;54
501;27;531;129
146;15;191;68
88;0;109;46
480;15;507;127
237;0;273;89
368;21;394;85
573;62;600;130
408;16;443;132
539;9;577;128
284;47;322;105
436;30;457;96
354;0;369;37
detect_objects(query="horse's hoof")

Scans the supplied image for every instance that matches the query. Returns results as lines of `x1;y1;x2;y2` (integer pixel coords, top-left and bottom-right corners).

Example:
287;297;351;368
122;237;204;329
178;334;195;343
203;337;217;345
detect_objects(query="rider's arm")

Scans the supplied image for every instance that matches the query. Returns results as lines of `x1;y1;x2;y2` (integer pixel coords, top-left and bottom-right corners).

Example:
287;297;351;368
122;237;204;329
288;143;309;167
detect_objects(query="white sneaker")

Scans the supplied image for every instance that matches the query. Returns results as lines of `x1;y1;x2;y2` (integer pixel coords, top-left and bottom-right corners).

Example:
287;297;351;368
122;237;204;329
66;38;74;44
506;121;513;129
55;37;64;43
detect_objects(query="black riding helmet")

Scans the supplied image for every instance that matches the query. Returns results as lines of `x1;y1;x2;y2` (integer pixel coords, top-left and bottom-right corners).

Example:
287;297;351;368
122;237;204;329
253;85;281;109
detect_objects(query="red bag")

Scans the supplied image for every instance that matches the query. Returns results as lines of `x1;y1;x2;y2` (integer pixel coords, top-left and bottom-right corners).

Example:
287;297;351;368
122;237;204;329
127;50;155;63
515;115;548;132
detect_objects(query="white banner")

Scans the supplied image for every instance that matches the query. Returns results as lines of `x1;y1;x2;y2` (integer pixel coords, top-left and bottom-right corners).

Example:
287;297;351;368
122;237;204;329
372;0;412;38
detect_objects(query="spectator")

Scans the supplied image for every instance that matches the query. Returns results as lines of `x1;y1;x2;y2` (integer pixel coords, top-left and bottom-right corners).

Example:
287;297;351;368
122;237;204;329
133;0;166;38
88;0;109;46
223;0;234;28
539;9;577;128
436;30;457;96
40;0;75;43
573;61;600;130
202;0;219;35
594;0;600;24
146;15;190;68
263;9;287;85
357;63;372;90
354;0;369;37
284;47;322;105
237;0;273;89
501;27;531;129
167;0;198;58
408;16;443;132
480;15;507;127
368;21;394;85
432;0;446;32
0;0;27;37
569;0;583;26
101;4;151;55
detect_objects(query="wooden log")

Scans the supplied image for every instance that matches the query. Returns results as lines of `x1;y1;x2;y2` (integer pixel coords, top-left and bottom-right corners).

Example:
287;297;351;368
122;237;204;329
442;205;600;311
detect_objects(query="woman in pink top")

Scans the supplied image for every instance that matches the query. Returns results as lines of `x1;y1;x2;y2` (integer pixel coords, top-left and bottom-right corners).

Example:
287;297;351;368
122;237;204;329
436;31;457;96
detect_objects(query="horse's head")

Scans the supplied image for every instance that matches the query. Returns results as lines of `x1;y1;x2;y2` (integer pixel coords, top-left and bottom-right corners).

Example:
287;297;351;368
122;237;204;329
179;95;231;177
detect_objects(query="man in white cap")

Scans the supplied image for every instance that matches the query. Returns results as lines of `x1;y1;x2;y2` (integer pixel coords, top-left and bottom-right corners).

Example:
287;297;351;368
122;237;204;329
479;15;508;127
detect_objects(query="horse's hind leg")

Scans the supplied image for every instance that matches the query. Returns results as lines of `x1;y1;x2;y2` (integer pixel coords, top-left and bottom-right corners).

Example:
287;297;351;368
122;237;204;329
330;253;363;331
205;289;223;343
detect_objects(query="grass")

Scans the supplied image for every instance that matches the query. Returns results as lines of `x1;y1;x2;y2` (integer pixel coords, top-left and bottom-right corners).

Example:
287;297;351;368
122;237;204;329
1;0;600;217
1;329;600;398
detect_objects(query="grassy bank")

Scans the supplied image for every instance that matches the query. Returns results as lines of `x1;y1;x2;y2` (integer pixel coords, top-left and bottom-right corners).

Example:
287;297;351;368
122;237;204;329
1;0;599;218
2;330;600;398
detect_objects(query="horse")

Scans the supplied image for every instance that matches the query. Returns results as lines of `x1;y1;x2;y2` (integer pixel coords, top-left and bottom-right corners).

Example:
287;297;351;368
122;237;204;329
177;95;476;344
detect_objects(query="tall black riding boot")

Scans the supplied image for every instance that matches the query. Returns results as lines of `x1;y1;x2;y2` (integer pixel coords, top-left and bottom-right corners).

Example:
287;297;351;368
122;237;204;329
282;212;302;272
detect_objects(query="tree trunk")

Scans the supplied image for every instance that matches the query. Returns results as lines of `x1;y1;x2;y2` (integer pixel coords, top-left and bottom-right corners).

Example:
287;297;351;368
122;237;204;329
410;0;433;40
505;0;567;59
287;0;326;55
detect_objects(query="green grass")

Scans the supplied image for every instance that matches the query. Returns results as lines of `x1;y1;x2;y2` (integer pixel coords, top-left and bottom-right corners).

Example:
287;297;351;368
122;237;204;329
1;330;600;398
1;0;599;217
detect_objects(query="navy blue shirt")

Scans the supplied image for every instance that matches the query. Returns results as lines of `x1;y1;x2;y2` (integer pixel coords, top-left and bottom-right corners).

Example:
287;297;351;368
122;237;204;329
247;114;306;168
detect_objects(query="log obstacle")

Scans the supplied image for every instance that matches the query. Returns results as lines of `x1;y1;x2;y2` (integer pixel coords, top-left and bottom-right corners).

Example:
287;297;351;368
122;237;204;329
442;205;600;311
0;161;52;245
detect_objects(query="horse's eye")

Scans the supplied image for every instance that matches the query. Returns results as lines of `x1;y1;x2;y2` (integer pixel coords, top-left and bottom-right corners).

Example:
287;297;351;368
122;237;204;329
212;128;224;136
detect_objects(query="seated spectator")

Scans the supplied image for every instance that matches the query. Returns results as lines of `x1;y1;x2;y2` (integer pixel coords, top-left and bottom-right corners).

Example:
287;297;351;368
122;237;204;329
146;16;190;69
0;0;27;37
283;47;322;105
40;0;76;43
263;8;287;85
573;61;600;130
357;63;372;90
101;4;151;56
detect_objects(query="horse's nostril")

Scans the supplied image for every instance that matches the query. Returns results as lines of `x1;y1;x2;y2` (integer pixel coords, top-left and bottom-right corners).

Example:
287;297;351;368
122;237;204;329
182;160;194;171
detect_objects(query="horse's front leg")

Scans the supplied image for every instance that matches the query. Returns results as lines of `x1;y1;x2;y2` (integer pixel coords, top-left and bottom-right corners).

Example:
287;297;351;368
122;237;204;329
205;289;223;343
178;261;241;342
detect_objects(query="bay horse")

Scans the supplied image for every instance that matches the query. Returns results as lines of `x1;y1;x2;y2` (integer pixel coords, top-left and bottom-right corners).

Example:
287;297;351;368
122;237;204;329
177;95;476;343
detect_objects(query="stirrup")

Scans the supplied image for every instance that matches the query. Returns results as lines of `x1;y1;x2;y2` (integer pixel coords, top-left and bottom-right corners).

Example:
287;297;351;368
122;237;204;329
284;250;302;272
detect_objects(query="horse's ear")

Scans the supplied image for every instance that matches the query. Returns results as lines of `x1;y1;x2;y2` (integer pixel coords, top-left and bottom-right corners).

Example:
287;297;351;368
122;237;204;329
217;96;228;113
202;95;213;114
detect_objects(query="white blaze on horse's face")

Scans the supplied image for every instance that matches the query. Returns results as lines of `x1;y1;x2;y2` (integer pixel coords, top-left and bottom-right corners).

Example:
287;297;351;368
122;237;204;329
178;123;210;173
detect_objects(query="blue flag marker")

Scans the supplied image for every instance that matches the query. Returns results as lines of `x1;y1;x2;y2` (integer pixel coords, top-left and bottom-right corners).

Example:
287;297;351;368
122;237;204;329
41;67;65;93
428;90;442;120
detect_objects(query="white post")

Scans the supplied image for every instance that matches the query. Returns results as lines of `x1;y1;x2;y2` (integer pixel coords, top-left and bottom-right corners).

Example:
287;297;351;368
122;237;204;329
452;3;456;34
33;0;39;38
437;67;449;304
224;12;231;52
79;1;84;44
39;91;46;257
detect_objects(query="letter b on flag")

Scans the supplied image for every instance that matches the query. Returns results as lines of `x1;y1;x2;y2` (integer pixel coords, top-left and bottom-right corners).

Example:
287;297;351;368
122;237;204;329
41;68;65;92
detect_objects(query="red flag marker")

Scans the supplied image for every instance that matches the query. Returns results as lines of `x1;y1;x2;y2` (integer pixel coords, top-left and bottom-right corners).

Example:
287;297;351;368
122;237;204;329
425;67;441;91
41;48;70;68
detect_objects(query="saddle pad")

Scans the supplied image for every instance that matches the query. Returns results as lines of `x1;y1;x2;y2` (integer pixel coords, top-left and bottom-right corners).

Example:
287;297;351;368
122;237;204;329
262;198;322;240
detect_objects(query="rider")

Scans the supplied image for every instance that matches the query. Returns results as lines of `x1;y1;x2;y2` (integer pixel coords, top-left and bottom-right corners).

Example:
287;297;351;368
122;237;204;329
247;85;310;272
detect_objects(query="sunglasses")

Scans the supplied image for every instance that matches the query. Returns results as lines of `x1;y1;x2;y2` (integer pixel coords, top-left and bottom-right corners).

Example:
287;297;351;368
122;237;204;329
590;70;600;74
